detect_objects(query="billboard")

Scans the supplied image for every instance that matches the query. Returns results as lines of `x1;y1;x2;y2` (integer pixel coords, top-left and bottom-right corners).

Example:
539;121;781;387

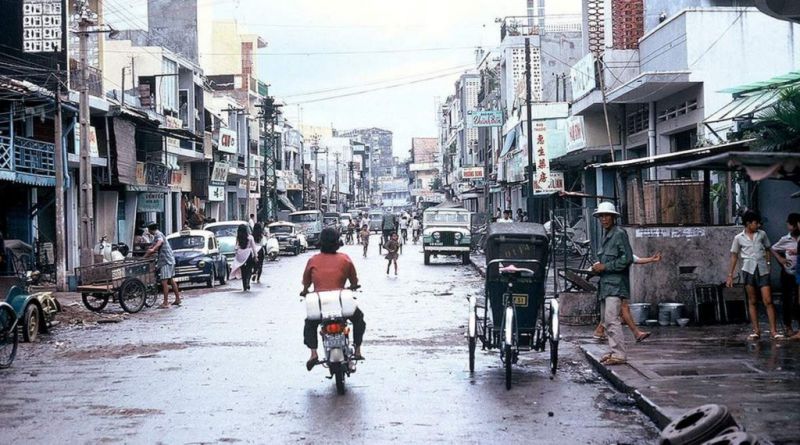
566;115;586;152
533;171;565;195
466;110;503;128
570;53;596;100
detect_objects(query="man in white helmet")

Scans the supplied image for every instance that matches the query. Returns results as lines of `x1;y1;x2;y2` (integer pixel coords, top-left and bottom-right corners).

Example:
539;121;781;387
591;201;633;365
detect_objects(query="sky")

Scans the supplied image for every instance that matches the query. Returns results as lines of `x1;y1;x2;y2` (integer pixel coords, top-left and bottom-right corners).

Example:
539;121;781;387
103;0;581;158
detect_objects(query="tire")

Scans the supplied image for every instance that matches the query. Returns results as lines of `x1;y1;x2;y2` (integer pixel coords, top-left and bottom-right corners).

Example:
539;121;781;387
462;253;470;265
0;304;19;368
144;288;158;308
118;279;146;313
218;265;227;285
468;337;476;373
82;293;109;312
424;252;430;265
206;269;215;288
548;300;559;376
504;344;513;390
22;304;40;342
333;363;346;395
549;338;559;376
658;404;739;445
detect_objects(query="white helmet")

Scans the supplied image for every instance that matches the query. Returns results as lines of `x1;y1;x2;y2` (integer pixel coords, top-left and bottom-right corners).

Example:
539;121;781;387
593;201;620;217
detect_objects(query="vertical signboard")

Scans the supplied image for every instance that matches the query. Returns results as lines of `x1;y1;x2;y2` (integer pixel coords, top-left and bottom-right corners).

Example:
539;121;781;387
533;122;550;189
566;115;586;152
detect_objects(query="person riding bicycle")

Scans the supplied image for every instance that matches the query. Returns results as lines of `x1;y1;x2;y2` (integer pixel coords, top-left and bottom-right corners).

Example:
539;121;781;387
410;216;421;242
399;214;409;242
301;227;366;370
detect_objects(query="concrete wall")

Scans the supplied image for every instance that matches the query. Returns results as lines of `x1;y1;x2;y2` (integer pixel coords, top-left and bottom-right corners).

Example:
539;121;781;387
540;31;584;103
758;180;800;286
148;0;199;63
624;225;741;306
643;0;756;33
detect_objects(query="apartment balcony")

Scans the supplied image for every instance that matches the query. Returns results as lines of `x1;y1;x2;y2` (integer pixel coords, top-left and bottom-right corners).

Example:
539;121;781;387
69;61;103;97
0;135;56;186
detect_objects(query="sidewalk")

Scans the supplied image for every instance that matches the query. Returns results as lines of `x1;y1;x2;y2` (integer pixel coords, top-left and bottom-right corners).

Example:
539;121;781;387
469;254;800;444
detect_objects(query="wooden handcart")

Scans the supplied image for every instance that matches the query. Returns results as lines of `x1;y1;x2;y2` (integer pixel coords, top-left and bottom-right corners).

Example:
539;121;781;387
74;258;158;313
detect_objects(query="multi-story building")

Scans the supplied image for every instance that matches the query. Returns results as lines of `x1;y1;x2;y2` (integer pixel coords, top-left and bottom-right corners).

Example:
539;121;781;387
408;137;442;207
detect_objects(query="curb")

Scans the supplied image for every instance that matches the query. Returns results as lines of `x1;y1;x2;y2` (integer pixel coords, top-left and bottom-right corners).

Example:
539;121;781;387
580;345;672;430
469;256;486;277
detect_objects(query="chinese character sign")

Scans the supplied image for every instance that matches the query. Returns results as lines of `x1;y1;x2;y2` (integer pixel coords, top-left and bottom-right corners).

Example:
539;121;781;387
533;123;550;188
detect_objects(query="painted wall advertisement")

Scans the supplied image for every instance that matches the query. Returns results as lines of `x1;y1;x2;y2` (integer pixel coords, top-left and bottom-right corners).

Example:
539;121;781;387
566;115;586;152
138;192;165;212
570;53;596;100
466;110;503;128
533;122;550;189
217;128;237;154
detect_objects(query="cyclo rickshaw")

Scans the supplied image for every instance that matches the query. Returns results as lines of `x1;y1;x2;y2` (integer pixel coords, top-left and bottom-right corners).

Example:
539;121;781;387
467;222;559;389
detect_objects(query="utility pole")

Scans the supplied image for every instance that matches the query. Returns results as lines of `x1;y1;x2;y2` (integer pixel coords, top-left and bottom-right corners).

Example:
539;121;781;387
54;70;66;291
77;2;96;266
348;161;355;210
256;96;280;221
524;36;535;222
334;152;340;212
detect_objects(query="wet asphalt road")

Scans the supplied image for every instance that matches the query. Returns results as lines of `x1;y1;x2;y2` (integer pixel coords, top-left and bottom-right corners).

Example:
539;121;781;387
0;234;659;444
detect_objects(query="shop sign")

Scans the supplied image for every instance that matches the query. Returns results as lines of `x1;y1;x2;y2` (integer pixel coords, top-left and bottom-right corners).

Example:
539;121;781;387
466;110;503;128
211;162;229;185
138;192;165;212
461;166;484;179
145;162;170;187
164;115;183;129
75;125;99;157
533;122;550;189
217;128;237;154
208;185;225;201
533;171;564;195
135;162;145;184
238;178;258;192
170;164;191;191
566;115;586;152
165;137;181;152
570;53;596;100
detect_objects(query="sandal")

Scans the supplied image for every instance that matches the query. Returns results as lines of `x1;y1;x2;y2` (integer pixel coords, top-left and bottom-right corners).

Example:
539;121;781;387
636;332;651;343
306;358;319;371
171;300;182;306
603;356;627;366
747;333;761;340
771;334;786;341
157;303;170;309
599;353;613;363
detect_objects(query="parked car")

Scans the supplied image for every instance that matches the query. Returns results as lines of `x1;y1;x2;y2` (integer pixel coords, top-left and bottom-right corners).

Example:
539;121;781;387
203;220;248;267
289;210;324;247
167;230;228;287
339;213;353;231
268;222;307;255
422;207;472;265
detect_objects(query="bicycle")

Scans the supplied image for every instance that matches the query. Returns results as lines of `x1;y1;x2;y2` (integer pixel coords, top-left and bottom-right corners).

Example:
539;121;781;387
0;302;19;368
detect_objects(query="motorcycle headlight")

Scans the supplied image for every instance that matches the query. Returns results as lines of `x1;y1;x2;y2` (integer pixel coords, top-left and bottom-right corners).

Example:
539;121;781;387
454;232;463;240
433;232;440;240
197;260;206;269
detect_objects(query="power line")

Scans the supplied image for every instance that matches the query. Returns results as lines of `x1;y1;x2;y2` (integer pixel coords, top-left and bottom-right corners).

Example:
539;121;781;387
101;45;479;57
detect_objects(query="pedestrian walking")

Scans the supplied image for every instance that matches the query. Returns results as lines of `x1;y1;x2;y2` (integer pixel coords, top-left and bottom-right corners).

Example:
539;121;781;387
359;224;370;258
145;222;182;308
252;222;266;284
727;210;783;340
231;224;258;291
591;202;633;366
593;252;662;342
384;232;399;276
248;213;256;229
380;212;397;253
771;213;800;337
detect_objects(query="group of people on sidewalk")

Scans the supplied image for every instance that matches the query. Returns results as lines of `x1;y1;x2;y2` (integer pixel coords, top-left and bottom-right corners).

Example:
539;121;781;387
592;203;800;366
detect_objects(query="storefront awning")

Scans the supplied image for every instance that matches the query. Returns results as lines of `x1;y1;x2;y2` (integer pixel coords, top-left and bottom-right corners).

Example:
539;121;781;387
706;71;800;124
499;127;517;158
588;139;754;170
666;151;800;181
278;193;297;212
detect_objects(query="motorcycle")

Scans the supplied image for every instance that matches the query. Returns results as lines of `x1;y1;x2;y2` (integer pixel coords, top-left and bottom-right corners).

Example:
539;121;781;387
302;285;360;394
265;236;280;261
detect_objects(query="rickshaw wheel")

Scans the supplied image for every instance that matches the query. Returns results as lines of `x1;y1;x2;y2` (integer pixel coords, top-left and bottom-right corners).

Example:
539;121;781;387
22;304;40;342
0;305;18;369
118;279;147;313
468;337;476;372
82;293;109;312
144;287;159;308
504;345;513;390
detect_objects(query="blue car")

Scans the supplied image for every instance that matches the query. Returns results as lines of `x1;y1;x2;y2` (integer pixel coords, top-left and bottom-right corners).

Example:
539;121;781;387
167;230;228;288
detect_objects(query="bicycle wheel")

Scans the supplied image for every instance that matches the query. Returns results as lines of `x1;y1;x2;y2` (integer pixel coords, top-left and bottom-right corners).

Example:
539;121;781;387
0;304;19;368
118;279;147;313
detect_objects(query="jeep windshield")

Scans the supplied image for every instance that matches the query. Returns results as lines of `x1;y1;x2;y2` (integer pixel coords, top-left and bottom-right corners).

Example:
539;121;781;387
424;211;469;225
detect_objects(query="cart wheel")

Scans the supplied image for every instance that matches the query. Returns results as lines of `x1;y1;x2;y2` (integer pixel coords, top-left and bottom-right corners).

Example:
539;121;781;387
0;304;18;369
22;304;40;342
118;279;146;313
424;252;430;265
504;344;513;390
82;293;109;312
144;287;159;308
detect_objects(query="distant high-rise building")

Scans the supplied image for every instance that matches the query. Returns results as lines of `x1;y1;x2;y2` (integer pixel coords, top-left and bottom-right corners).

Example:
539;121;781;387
338;128;394;178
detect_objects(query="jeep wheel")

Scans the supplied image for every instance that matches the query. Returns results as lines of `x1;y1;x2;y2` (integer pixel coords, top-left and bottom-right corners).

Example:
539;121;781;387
424;252;430;265
462;253;470;265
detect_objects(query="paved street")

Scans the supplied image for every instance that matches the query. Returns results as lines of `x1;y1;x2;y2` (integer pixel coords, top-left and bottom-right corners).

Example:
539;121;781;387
0;234;659;444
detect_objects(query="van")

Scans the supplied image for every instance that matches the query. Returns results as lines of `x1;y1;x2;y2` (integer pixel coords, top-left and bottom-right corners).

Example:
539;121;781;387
289;210;324;247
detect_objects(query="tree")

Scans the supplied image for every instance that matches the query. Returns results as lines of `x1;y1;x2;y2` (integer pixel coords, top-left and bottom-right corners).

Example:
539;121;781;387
430;174;443;191
750;87;800;152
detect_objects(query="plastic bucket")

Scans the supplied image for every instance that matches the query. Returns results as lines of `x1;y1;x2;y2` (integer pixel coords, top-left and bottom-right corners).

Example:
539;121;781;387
659;303;684;326
629;303;650;325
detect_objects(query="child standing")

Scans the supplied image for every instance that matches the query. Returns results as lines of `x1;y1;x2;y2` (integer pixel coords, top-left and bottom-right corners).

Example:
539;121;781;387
384;232;399;275
359;224;370;258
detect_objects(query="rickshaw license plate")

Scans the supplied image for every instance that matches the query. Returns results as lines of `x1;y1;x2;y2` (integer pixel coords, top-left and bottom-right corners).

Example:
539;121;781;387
512;294;528;307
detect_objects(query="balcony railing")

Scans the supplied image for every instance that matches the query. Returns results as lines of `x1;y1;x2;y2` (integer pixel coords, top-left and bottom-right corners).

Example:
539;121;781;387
0;135;56;183
69;61;103;97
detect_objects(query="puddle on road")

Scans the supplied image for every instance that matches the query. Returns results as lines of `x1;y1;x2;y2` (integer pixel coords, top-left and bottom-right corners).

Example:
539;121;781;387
59;342;196;360
89;405;163;417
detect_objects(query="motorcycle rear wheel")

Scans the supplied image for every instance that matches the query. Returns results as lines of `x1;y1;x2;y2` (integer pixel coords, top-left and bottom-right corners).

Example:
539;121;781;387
333;363;346;395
